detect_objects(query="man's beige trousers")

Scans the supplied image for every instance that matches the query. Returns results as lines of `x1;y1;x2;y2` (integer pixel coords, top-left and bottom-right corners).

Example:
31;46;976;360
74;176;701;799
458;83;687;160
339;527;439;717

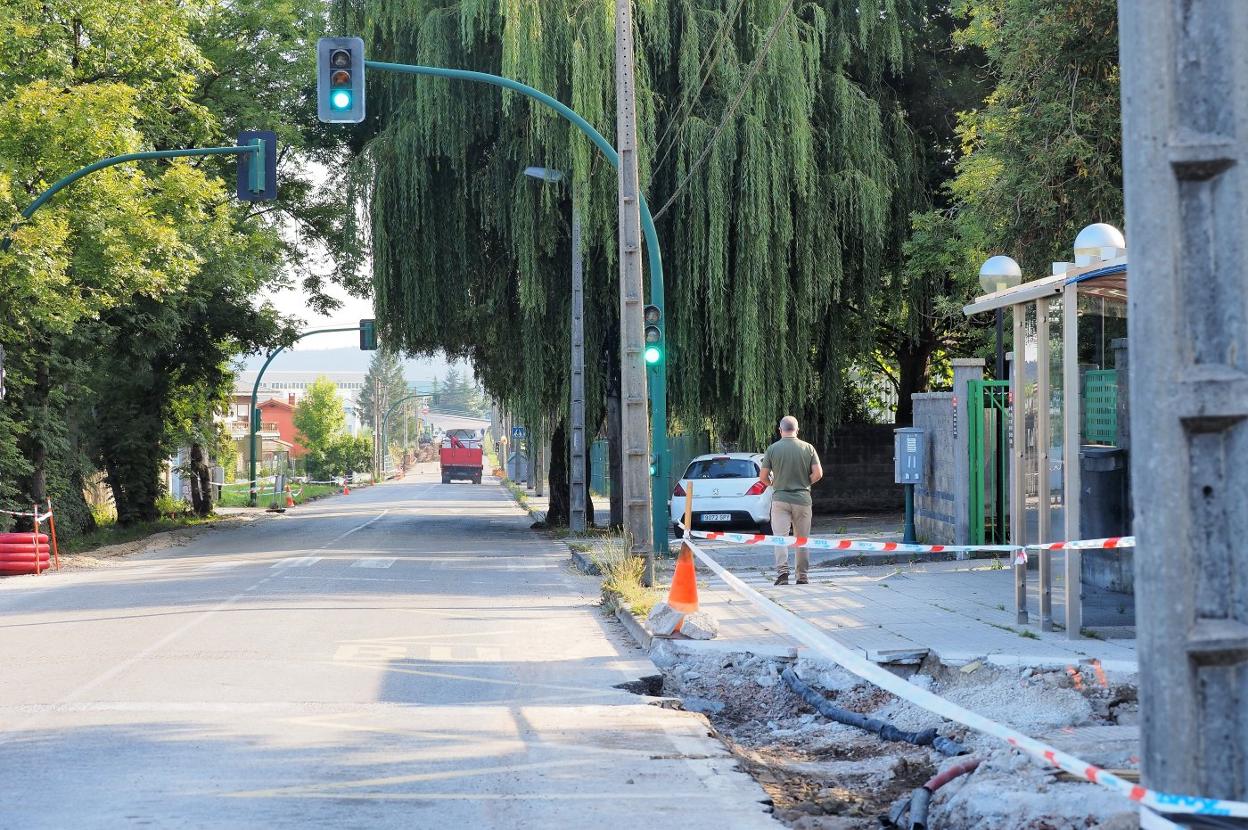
770;501;812;578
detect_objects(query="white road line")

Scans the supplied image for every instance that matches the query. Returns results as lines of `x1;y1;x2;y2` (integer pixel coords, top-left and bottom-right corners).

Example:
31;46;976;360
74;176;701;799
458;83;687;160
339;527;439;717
320;509;390;548
271;556;321;568
350;558;396;569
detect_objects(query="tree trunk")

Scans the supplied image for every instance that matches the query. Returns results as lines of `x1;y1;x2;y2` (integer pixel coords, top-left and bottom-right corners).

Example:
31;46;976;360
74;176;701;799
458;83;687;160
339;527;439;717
544;420;570;527
894;338;935;426
29;359;49;506
189;442;212;517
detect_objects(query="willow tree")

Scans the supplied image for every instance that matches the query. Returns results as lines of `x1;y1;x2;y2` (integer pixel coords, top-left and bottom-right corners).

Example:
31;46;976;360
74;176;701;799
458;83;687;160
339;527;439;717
336;0;916;519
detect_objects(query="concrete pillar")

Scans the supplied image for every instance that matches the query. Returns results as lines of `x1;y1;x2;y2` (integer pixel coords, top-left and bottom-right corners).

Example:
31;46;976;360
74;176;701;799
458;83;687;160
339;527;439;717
951;358;985;546
1121;1;1248;813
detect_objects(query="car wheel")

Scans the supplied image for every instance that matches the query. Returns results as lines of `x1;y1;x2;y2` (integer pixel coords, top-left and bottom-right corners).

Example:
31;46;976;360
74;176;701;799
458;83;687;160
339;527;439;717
672;523;684;537
758;521;773;535
441;476;450;484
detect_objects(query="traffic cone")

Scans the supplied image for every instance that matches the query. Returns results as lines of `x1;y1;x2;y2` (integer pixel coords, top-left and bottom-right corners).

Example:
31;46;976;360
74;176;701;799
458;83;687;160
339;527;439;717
341;481;350;495
285;485;295;508
666;541;699;614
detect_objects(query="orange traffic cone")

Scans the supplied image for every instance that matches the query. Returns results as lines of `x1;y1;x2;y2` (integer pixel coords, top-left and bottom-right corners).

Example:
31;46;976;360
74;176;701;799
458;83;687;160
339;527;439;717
341;481;350;495
285;485;295;508
666;541;699;614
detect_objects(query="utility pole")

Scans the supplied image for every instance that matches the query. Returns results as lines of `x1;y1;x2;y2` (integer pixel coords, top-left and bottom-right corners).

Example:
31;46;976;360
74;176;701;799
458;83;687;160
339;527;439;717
614;0;654;582
569;194;588;533
1120;3;1248;821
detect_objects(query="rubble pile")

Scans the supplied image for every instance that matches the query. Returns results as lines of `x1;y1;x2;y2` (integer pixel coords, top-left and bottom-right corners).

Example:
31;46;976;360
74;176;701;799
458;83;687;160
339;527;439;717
649;642;1140;829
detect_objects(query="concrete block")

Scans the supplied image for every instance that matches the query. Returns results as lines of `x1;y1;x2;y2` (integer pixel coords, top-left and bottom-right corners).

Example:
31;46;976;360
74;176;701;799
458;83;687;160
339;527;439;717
646;602;684;637
681;611;719;640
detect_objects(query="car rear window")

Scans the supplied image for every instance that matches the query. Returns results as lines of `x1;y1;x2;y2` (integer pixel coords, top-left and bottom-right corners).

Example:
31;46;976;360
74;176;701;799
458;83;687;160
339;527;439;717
683;458;758;480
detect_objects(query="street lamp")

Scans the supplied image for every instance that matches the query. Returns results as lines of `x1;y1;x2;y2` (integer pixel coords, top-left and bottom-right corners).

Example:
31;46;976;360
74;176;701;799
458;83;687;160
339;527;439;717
524;166;587;533
979;255;1023;381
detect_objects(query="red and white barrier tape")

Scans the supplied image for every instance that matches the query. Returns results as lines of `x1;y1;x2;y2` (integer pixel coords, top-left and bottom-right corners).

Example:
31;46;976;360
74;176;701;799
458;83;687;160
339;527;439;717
0;508;53;522
1028;536;1135;551
685;528;1018;555
684;538;1247;819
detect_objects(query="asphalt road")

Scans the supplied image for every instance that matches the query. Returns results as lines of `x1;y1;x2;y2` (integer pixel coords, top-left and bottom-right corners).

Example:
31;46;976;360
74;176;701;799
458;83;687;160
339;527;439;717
0;467;774;829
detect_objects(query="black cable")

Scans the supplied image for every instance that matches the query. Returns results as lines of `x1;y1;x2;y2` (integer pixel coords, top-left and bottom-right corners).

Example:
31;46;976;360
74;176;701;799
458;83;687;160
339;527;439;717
782;667;967;757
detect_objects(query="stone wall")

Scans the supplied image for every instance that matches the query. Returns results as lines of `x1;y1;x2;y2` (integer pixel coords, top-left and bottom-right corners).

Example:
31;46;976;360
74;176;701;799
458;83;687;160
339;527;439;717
811;425;904;513
911;392;957;543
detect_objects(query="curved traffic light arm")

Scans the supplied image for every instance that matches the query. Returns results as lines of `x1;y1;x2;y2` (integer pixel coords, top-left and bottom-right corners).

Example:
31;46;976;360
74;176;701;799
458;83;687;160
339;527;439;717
2;144;266;252
363;59;669;552
247;325;365;506
379;391;435;473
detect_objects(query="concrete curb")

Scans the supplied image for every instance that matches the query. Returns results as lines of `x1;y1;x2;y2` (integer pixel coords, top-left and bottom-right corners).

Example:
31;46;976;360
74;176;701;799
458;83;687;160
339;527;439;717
614;607;653;650
570;549;600;575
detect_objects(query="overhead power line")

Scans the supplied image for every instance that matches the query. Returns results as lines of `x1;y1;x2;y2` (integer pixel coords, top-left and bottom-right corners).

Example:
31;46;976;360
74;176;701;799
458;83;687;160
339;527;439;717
652;0;796;222
649;0;749;177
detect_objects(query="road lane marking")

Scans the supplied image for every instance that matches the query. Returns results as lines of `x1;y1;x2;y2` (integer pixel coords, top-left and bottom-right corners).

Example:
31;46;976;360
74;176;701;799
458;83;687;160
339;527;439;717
351;558;396;569
271;556;321;568
321;509;390;547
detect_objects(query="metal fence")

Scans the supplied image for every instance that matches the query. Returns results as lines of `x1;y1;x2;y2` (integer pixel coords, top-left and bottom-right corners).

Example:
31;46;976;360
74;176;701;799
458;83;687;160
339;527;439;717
589;432;711;499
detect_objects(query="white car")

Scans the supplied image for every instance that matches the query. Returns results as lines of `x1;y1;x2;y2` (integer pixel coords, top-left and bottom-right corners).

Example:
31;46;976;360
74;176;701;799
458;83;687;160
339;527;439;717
669;453;772;535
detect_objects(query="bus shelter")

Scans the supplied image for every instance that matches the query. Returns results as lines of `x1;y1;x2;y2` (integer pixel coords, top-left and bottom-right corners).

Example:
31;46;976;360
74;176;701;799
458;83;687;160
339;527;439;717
964;224;1131;639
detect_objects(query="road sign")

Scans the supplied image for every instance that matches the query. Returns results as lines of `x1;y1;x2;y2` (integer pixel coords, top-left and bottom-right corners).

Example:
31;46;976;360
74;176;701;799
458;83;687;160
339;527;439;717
512;426;527;439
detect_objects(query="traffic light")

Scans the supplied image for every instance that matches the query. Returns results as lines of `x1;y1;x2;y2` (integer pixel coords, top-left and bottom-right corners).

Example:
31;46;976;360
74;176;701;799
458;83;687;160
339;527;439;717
643;304;663;365
236;130;277;202
317;37;366;124
360;319;377;350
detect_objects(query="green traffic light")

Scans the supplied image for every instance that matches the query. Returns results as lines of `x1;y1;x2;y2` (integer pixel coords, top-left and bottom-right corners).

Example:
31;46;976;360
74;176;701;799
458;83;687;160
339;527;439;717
331;89;352;110
644;346;662;364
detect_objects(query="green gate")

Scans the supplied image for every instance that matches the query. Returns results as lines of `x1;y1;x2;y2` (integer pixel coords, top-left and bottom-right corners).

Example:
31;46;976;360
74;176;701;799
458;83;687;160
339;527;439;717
968;380;1011;545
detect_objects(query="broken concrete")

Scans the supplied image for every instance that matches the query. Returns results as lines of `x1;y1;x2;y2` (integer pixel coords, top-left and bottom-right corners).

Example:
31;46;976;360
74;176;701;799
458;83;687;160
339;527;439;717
646;601;684;637
681;611;719;640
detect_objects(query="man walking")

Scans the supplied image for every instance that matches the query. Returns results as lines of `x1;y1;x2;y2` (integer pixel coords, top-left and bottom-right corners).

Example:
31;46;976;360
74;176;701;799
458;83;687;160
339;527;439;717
759;416;823;585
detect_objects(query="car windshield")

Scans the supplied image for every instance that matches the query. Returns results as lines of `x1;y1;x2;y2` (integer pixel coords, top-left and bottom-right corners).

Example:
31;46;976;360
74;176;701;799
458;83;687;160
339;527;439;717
683;458;758;480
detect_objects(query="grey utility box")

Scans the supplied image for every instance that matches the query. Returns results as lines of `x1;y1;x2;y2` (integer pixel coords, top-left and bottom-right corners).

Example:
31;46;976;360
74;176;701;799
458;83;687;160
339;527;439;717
894;428;926;484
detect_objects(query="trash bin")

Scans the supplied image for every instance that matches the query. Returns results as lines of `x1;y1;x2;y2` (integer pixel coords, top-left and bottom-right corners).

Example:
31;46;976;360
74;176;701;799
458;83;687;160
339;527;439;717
1080;445;1133;604
1079;446;1129;539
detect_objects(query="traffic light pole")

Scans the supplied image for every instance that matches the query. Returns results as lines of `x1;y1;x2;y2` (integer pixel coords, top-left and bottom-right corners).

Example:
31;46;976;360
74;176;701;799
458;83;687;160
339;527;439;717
247;325;363;506
1;144;265;252
362;59;670;558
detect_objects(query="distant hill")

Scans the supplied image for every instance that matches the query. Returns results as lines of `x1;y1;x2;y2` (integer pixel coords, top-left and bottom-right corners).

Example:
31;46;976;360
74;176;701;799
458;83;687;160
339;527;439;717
235;348;474;384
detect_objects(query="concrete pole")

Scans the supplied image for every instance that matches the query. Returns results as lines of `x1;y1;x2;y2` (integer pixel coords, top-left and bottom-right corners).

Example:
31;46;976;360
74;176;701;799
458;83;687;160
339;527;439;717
614;0;654;581
569;198;588;532
1120;1;1248;813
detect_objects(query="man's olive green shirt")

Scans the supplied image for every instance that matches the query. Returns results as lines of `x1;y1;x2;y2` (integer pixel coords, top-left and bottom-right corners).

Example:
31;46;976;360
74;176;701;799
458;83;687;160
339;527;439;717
761;437;821;506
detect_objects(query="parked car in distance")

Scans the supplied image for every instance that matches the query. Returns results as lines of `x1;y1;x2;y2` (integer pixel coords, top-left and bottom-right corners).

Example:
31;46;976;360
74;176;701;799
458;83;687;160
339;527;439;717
669;453;771;535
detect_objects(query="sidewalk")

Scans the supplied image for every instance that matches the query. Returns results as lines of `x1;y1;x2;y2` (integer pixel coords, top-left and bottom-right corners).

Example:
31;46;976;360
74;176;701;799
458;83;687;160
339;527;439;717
678;552;1138;674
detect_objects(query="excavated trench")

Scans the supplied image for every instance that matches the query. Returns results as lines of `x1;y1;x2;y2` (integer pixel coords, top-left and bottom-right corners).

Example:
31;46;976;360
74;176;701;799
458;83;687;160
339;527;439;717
644;644;1142;830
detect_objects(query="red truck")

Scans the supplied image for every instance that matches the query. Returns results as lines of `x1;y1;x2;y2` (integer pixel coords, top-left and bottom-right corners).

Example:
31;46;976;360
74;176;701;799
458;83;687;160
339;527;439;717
439;430;483;484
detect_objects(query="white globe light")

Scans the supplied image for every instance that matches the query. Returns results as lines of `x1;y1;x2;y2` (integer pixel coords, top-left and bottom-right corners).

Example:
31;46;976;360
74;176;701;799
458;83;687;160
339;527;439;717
979;255;1023;295
1073;223;1125;264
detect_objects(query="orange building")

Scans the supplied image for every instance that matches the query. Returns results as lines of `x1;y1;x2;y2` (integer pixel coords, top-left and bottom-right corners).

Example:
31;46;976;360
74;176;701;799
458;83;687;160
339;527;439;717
257;396;306;457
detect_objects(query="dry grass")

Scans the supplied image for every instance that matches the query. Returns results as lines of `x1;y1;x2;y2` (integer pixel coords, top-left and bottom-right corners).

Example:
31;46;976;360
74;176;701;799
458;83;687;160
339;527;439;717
590;535;663;617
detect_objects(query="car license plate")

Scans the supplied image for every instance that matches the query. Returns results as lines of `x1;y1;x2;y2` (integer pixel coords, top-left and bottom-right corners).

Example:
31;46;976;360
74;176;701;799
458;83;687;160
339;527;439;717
701;513;731;522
